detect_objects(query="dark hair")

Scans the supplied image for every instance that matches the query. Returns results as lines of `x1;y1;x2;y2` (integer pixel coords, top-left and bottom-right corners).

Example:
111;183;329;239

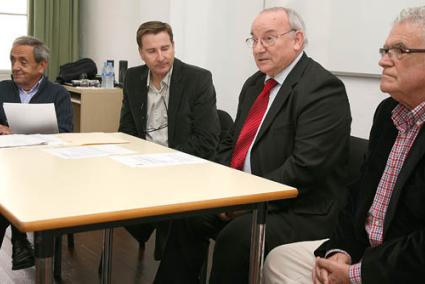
12;36;49;63
136;21;174;48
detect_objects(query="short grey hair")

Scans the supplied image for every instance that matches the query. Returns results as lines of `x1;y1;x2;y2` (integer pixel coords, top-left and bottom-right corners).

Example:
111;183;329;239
12;36;50;63
261;7;308;46
394;6;425;38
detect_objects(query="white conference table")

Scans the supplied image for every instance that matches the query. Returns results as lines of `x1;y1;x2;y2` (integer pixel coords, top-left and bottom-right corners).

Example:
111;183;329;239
0;132;298;284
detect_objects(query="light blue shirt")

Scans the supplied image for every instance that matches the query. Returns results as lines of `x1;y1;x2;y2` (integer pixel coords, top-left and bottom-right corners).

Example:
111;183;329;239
243;52;304;173
18;76;44;104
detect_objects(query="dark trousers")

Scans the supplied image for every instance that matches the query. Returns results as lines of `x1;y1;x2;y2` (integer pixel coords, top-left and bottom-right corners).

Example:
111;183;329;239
125;223;155;245
0;216;29;250
154;209;334;284
153;214;226;284
11;226;27;243
0;215;9;248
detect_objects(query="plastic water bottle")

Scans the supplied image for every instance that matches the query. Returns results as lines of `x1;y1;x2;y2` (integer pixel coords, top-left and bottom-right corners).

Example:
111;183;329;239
105;62;115;88
105;62;115;89
101;62;107;88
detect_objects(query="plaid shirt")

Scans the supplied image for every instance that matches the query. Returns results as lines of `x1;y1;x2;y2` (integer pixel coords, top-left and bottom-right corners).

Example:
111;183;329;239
348;101;425;283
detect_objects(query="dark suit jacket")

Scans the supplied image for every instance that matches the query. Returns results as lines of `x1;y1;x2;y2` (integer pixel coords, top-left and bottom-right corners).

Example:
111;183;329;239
316;97;425;283
118;58;220;160
0;77;73;133
118;58;220;259
217;53;352;238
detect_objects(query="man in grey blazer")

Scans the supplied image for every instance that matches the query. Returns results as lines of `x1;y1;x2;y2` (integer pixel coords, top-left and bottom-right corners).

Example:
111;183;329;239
118;21;220;257
153;7;351;284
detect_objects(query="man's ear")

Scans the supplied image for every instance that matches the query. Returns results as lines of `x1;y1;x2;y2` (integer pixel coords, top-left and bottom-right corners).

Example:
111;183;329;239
138;47;144;60
293;31;305;52
38;59;48;74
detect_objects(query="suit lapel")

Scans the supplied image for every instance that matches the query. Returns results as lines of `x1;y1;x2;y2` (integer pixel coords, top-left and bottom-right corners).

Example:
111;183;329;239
167;59;184;146
133;70;148;137
384;127;425;235
255;54;310;142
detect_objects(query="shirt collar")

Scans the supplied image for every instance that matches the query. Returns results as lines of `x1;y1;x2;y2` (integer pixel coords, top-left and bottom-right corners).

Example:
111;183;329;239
146;66;173;91
18;76;44;94
265;51;303;85
392;100;425;132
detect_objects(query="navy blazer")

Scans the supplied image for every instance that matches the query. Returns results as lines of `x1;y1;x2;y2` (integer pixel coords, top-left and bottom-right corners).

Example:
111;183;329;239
0;77;73;133
316;97;425;283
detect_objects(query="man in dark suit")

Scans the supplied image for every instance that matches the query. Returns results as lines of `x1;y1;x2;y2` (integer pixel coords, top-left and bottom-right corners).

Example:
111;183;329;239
153;7;351;284
263;6;425;284
118;21;220;255
0;36;73;271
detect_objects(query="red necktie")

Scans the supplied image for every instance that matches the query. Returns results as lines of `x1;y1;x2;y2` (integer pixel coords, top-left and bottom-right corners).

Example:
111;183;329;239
230;79;277;170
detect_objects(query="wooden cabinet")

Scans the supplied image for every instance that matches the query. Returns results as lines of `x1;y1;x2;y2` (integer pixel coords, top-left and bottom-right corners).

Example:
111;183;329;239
65;86;123;133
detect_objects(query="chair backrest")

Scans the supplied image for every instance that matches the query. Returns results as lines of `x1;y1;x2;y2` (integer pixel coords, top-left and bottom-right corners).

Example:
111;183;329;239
347;136;369;184
217;109;234;142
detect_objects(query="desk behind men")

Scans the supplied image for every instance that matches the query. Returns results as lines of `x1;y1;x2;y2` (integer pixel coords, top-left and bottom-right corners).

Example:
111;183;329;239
64;86;123;132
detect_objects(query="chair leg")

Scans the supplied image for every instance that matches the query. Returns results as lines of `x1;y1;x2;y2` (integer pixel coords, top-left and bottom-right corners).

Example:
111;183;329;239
54;236;62;280
199;241;210;284
67;233;74;249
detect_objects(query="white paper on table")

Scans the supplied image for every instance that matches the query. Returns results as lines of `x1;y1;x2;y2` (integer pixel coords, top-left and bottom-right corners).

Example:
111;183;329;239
58;132;129;145
110;152;206;168
45;144;135;159
0;134;47;148
3;103;58;134
31;134;66;146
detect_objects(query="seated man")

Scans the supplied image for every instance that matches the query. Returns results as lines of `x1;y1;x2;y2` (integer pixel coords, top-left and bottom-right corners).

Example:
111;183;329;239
118;21;220;255
153;7;351;284
0;36;73;270
263;6;425;284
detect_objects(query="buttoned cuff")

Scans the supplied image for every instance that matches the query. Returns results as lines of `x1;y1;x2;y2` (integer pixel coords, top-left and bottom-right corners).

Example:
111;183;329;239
348;262;362;284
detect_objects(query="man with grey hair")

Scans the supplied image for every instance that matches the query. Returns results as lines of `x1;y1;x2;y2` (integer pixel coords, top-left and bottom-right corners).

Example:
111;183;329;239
0;36;72;270
264;6;425;284
153;7;351;283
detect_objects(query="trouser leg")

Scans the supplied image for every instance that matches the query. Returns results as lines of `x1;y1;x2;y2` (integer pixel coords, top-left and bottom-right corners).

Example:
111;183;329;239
0;215;9;248
154;214;226;284
11;225;28;243
263;239;327;284
125;223;155;245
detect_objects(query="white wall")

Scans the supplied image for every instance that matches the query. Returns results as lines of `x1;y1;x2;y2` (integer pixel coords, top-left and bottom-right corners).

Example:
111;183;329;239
339;76;387;139
80;0;391;139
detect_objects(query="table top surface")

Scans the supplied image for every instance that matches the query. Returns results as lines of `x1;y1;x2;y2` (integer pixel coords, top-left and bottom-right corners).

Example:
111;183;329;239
0;133;297;232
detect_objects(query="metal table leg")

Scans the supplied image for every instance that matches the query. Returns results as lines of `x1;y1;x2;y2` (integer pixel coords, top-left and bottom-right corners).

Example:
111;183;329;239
34;231;55;284
101;228;114;284
249;202;267;284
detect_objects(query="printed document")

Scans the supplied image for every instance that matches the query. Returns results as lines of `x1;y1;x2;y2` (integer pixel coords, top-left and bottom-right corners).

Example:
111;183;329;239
111;152;206;167
3;103;58;134
45;144;135;159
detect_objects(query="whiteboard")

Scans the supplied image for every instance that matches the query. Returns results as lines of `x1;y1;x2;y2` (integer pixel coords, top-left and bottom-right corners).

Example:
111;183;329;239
266;0;424;75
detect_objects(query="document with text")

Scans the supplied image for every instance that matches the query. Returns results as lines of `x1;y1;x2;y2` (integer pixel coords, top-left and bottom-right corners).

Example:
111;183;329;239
45;144;135;159
111;152;206;167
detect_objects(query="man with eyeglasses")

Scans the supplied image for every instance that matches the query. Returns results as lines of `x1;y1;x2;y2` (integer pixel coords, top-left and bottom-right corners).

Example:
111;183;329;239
118;21;220;258
263;6;425;284
153;7;351;284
